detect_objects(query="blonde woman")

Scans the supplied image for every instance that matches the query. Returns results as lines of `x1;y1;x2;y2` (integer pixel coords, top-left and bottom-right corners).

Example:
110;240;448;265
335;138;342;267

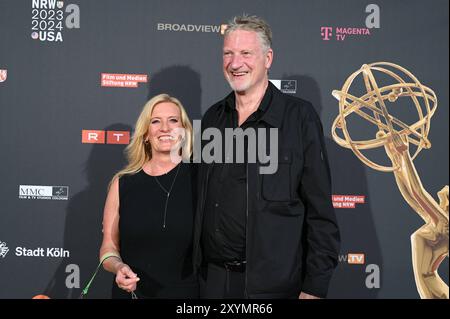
99;94;198;298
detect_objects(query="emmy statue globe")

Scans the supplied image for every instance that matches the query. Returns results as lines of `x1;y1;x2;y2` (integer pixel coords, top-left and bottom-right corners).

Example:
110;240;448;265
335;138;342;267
331;62;449;299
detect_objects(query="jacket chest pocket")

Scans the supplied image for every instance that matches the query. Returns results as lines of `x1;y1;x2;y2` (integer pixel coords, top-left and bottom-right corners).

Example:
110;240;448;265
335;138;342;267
261;148;292;202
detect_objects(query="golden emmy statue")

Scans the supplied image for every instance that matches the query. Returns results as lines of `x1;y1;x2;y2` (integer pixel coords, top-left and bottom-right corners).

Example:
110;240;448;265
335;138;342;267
331;62;449;299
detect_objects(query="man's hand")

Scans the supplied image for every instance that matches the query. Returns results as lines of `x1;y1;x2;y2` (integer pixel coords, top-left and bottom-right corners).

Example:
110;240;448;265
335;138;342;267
299;291;321;299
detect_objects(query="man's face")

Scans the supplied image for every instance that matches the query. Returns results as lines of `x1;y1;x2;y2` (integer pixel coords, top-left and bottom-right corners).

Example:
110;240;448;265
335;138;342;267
223;29;273;94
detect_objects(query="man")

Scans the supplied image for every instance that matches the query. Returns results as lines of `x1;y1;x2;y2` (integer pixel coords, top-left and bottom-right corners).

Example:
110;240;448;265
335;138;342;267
193;15;340;299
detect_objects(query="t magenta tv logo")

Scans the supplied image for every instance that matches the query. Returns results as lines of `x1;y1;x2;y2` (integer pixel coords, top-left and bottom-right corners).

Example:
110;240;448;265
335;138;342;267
321;27;333;40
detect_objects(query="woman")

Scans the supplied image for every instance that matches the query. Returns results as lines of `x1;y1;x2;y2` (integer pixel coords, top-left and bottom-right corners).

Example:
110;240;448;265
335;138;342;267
99;94;198;298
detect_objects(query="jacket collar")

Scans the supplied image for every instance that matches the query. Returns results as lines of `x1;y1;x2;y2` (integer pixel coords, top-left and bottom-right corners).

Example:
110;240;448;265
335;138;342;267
259;81;285;128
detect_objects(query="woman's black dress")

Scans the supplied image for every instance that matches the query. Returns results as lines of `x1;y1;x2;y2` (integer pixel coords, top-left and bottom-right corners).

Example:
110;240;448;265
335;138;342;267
112;162;198;298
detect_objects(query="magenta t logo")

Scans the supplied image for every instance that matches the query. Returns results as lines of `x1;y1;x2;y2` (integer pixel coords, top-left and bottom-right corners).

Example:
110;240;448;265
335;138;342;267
321;27;333;40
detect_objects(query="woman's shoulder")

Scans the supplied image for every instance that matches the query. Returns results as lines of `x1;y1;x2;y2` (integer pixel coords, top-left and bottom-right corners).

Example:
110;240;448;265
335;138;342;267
117;170;144;190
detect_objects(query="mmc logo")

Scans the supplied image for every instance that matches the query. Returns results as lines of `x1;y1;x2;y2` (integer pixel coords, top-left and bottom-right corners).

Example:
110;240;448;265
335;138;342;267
19;185;69;200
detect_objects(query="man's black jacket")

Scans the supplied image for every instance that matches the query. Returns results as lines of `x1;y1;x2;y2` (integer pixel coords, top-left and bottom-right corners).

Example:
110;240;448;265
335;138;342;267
193;82;340;298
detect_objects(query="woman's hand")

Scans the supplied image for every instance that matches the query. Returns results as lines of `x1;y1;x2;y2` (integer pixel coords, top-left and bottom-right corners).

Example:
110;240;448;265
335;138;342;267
115;263;140;292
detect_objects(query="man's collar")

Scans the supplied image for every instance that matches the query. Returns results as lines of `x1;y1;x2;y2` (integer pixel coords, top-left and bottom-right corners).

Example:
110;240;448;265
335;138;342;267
224;82;284;127
225;83;271;112
258;81;284;128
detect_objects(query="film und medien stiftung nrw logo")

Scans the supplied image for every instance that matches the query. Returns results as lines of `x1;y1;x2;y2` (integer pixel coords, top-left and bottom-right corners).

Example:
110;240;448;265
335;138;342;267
0;241;9;258
19;185;69;200
31;0;80;42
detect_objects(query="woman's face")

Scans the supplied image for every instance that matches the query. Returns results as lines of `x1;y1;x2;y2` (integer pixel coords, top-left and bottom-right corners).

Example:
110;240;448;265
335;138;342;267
146;102;184;156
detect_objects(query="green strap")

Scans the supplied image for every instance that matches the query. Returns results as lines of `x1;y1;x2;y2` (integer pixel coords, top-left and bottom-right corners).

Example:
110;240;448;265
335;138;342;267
80;253;120;297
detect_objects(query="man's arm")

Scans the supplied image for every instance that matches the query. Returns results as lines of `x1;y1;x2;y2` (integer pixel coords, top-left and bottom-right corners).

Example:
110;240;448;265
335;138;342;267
298;104;340;299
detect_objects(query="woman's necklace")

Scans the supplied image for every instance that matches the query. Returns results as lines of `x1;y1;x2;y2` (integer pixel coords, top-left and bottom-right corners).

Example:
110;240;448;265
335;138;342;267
151;163;181;229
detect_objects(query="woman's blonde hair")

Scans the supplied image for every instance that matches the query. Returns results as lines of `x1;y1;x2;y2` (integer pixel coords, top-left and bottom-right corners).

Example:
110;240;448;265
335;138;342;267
110;94;193;187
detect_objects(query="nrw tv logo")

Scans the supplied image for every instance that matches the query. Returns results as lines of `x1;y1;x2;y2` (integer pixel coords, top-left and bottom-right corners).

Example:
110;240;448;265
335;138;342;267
269;79;297;94
31;0;80;42
339;253;365;265
82;130;130;145
0;241;9;258
0;69;7;83
19;185;69;200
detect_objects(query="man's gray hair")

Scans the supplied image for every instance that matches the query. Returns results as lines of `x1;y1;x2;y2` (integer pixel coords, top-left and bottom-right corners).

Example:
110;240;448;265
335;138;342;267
224;14;272;52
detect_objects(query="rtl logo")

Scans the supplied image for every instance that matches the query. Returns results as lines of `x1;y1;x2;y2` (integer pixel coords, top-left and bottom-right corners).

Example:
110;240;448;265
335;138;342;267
82;130;130;144
0;241;9;258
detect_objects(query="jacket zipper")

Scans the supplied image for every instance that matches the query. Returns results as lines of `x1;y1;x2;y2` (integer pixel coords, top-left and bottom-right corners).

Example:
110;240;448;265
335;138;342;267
196;164;212;269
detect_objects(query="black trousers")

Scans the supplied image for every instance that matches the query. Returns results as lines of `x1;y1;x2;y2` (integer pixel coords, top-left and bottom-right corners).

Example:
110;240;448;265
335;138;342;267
200;263;246;298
